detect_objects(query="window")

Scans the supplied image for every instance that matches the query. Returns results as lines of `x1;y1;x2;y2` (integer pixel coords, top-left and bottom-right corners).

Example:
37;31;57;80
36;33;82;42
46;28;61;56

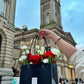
46;13;49;24
0;0;5;16
55;12;57;23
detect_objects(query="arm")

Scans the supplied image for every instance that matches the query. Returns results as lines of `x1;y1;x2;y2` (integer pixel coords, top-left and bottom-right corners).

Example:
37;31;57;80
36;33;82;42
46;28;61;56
38;29;77;59
52;34;77;59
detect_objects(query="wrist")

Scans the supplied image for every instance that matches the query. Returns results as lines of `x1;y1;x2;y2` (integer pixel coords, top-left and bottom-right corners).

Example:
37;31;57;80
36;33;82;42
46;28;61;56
55;37;61;44
52;34;60;42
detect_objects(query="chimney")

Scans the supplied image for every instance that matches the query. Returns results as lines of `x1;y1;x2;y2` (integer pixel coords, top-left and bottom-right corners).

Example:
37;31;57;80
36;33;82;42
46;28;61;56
22;25;28;31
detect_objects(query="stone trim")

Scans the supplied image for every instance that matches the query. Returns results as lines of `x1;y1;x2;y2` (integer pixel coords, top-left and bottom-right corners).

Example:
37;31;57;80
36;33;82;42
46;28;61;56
0;68;14;84
0;29;6;67
1;76;13;81
0;26;14;67
0;68;14;75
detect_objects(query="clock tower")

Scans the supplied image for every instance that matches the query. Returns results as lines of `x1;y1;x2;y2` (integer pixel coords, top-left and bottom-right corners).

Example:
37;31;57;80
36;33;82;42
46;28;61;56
40;0;62;29
0;0;16;83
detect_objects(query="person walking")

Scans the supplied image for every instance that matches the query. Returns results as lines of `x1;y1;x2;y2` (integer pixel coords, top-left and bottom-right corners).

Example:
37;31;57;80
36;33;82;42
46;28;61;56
59;78;62;84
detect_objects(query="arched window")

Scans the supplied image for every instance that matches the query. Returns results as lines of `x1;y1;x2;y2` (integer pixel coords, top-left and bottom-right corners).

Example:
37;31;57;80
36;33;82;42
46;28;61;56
0;0;5;16
0;35;2;54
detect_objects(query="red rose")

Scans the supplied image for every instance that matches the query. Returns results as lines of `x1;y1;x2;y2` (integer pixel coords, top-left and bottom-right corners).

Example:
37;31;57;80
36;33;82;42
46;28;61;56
30;55;42;64
30;55;42;61
27;53;32;62
54;61;56;64
31;61;42;65
45;51;55;58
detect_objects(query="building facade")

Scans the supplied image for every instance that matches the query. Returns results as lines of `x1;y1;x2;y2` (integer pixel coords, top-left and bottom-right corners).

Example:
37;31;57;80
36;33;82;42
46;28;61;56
0;0;77;83
0;0;16;84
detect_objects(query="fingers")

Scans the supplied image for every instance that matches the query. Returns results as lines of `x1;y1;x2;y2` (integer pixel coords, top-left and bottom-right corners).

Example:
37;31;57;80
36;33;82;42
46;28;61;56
38;29;51;40
38;30;46;35
38;29;47;38
38;33;47;39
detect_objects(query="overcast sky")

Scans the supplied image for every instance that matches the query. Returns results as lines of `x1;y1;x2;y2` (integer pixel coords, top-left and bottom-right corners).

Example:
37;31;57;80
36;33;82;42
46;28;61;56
15;0;84;50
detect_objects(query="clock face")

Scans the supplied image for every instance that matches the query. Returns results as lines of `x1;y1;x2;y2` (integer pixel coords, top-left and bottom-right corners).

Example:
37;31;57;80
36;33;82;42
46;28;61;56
0;0;5;16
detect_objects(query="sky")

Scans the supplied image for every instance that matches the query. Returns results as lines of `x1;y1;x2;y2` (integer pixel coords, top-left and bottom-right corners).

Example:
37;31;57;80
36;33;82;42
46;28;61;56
15;0;84;50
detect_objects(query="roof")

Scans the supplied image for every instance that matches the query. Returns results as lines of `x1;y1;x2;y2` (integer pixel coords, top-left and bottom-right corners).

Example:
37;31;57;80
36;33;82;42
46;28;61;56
65;32;75;43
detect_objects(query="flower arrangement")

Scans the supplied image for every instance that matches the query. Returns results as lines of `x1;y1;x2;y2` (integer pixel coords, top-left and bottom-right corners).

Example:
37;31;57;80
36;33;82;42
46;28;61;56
18;45;62;65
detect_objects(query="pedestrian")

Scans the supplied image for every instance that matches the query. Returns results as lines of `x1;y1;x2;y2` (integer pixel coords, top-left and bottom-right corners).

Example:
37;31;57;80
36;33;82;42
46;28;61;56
75;78;78;84
79;78;82;84
59;78;62;84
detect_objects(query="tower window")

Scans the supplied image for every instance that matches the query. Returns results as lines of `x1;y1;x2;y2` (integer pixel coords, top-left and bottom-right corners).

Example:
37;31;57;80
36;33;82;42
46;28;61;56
46;13;49;24
55;12;57;23
0;0;5;16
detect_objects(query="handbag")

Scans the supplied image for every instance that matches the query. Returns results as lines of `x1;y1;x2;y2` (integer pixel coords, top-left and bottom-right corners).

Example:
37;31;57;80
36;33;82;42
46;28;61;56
20;33;58;84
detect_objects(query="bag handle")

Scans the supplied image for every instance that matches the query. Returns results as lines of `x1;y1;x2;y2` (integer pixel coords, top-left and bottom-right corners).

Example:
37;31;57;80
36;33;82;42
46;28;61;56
28;33;50;63
29;33;38;53
29;33;50;53
43;37;50;51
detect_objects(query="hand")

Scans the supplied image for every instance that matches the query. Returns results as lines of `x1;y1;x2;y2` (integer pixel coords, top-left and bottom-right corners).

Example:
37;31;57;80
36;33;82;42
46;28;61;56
38;29;59;41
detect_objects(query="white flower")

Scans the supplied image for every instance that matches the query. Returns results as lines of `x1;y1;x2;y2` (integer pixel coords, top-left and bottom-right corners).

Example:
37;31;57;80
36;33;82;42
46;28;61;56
40;52;44;55
43;59;48;63
22;50;29;55
19;55;27;62
30;62;33;64
41;47;45;54
36;50;41;54
51;48;60;57
36;45;39;50
22;52;25;55
25;50;29;54
21;45;27;50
